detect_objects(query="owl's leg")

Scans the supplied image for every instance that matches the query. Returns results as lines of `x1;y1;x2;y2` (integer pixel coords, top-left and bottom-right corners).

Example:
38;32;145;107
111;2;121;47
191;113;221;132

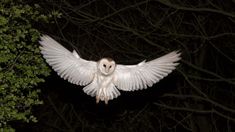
101;87;110;105
96;96;100;104
104;97;109;104
96;88;104;104
95;89;100;104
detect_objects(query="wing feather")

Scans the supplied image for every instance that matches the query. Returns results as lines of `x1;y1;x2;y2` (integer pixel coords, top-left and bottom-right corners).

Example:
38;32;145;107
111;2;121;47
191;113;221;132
39;35;97;86
114;51;181;91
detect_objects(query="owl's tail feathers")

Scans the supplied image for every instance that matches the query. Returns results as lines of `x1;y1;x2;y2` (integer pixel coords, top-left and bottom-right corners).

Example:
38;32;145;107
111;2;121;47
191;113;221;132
105;83;121;100
83;83;121;102
83;81;97;97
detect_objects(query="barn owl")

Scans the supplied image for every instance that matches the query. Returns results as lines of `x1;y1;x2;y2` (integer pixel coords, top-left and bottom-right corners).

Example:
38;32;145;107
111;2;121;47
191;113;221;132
39;35;181;104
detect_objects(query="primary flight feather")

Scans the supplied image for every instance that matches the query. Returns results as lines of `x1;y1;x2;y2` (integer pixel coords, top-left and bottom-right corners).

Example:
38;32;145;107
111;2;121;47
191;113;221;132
39;35;181;104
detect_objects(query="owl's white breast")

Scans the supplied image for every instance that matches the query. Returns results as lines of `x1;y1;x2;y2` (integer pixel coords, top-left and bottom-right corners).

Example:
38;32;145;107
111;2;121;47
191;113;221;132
97;72;114;88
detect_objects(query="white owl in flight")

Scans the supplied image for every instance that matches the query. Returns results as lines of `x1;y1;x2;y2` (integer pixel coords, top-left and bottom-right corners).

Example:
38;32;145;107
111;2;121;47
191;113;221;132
39;35;181;104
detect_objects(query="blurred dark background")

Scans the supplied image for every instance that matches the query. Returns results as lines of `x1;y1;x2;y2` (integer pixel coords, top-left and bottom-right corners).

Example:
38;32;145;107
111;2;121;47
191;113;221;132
14;0;235;131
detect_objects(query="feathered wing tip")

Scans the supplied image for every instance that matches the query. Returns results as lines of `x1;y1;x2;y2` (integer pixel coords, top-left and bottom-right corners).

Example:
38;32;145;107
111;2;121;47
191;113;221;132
172;50;181;67
154;50;182;66
39;34;97;86
39;35;81;59
114;50;182;91
39;35;70;53
172;50;181;60
149;50;182;83
164;50;181;60
168;50;181;64
39;35;55;47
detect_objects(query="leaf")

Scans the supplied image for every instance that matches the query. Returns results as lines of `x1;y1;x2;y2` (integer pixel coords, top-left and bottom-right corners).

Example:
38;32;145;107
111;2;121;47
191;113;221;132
0;16;8;26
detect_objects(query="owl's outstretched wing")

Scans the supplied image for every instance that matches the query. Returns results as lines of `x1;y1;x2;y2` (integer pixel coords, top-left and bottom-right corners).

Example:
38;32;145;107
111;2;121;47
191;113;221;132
39;35;97;86
113;51;181;91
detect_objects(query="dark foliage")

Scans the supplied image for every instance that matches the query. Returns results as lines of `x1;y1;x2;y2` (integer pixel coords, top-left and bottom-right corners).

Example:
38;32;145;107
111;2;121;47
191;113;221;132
0;0;60;130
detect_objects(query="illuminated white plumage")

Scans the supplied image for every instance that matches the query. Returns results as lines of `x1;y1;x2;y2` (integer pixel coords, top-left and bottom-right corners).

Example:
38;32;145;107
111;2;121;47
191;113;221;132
39;35;181;104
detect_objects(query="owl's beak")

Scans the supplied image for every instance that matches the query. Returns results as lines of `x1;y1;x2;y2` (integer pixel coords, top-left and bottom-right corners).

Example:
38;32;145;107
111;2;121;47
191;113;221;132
105;68;109;73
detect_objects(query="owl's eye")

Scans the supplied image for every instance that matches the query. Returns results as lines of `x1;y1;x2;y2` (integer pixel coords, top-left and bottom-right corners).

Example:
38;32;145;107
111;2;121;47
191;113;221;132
103;64;106;67
109;65;112;68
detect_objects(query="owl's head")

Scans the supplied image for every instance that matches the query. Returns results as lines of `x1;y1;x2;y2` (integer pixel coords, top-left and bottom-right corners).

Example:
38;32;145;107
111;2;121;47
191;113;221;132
98;58;116;75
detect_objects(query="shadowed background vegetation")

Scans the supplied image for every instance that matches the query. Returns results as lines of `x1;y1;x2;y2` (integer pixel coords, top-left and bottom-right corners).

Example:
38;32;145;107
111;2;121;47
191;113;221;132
1;0;235;131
